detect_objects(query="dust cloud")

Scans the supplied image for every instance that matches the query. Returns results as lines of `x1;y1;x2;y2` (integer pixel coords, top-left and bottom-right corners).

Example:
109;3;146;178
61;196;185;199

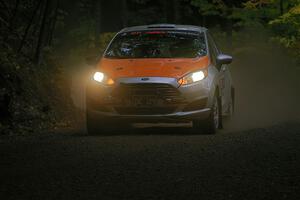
225;42;300;131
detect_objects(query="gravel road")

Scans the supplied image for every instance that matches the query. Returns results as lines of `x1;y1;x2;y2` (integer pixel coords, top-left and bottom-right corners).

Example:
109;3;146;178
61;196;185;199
1;123;299;200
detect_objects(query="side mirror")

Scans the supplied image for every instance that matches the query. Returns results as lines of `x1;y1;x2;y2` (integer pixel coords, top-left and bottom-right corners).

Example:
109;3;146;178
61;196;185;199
85;55;99;66
217;54;233;66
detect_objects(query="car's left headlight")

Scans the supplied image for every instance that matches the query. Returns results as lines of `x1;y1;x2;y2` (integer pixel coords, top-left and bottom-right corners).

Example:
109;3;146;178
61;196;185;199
178;70;207;85
93;72;114;85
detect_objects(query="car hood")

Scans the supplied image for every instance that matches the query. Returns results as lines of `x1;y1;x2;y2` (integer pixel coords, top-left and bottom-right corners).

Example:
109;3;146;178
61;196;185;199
97;56;210;80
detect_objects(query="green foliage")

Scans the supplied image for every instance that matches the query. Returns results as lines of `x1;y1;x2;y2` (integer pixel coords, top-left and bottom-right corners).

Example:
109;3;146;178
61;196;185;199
191;0;228;17
232;3;276;27
269;4;300;59
191;0;300;61
270;4;300;37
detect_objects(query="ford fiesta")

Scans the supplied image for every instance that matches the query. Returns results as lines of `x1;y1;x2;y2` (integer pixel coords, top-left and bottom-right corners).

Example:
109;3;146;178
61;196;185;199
86;24;234;134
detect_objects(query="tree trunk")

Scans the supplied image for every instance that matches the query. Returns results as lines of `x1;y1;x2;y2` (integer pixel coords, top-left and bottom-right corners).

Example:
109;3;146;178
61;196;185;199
0;0;11;17
9;0;20;31
173;0;181;24
122;0;128;27
4;0;20;41
93;0;102;47
18;0;42;53
34;0;51;65
225;0;233;50
47;0;59;46
202;15;206;27
226;19;233;50
162;0;168;22
95;0;102;35
280;0;284;15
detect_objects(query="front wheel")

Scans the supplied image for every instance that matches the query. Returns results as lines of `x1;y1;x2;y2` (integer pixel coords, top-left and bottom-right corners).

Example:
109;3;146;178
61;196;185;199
230;87;235;116
193;96;222;134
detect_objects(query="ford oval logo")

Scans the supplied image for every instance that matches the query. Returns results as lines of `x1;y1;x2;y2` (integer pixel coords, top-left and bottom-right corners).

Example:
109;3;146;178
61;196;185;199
141;77;150;81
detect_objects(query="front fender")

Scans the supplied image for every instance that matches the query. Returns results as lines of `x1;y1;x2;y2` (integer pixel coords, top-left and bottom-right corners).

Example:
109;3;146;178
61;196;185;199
207;65;221;108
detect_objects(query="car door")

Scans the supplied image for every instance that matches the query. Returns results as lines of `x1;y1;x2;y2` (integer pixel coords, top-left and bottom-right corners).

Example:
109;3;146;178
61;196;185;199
207;32;232;115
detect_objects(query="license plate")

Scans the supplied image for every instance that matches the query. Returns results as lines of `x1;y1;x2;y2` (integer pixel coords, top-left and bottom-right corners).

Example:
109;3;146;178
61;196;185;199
130;95;158;107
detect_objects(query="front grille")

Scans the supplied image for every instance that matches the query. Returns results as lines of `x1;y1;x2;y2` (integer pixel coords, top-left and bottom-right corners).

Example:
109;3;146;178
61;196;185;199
111;83;184;115
183;98;208;112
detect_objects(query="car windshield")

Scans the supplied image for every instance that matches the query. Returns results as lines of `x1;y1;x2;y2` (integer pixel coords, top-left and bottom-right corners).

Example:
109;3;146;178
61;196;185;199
105;31;207;59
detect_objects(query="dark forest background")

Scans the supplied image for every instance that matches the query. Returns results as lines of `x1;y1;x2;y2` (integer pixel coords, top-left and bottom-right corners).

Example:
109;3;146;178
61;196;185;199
0;0;299;134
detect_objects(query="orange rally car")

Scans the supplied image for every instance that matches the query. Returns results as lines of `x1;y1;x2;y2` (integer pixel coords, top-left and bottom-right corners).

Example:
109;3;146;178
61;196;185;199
86;24;234;134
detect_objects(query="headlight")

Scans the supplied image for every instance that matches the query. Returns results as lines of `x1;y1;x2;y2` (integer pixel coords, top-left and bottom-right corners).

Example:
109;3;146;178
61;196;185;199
93;72;104;82
92;72;114;85
178;70;207;85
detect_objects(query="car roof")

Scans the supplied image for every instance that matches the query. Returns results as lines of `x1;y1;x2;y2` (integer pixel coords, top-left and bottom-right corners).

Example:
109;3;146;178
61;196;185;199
120;24;207;33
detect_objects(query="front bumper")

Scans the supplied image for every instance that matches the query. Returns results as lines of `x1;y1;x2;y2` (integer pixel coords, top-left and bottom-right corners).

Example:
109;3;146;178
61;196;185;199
86;77;212;122
87;108;211;123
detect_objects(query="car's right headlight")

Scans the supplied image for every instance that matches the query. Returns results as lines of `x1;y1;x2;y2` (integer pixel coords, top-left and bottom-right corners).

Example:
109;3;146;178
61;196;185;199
178;70;207;85
92;71;114;85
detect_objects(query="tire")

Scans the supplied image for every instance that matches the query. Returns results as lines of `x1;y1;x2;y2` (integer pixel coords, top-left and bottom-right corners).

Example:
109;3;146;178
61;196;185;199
225;87;235;120
193;95;222;134
230;87;235;115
